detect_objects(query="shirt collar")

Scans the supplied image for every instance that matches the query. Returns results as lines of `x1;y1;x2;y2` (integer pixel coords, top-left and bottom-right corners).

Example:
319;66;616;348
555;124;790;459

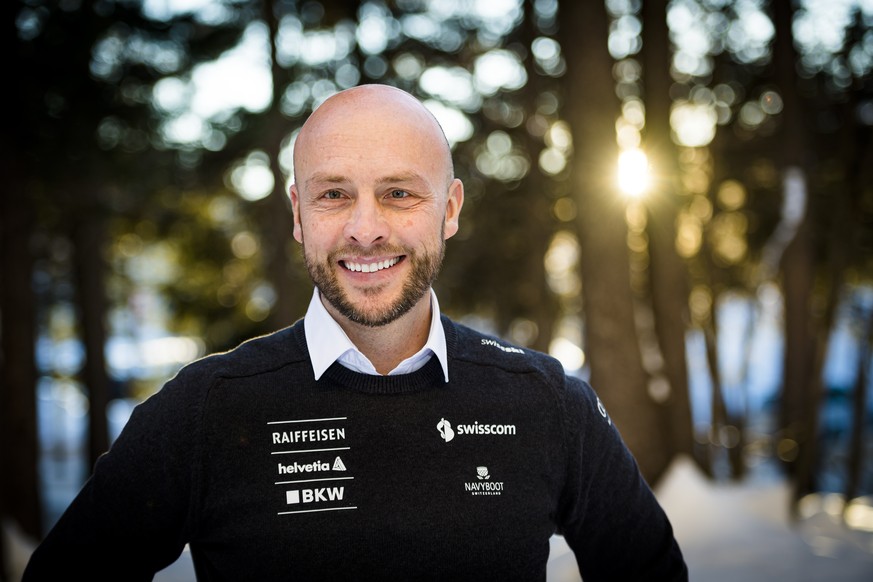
303;287;449;382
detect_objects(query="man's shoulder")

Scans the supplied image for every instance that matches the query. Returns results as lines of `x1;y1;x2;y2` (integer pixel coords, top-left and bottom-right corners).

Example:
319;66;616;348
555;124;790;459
179;321;309;381
442;316;566;380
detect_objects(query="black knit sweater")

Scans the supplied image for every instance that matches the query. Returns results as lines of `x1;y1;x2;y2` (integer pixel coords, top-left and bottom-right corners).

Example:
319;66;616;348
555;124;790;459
24;317;687;581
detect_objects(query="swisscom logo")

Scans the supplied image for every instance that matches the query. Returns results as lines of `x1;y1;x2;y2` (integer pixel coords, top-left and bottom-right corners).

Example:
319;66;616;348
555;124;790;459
437;418;517;443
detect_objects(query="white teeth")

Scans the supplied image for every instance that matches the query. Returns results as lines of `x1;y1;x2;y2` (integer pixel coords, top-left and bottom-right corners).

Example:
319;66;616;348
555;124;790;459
344;257;400;273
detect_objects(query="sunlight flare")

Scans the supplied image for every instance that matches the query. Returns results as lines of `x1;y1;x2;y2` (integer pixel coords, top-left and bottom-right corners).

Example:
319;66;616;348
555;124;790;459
617;148;651;198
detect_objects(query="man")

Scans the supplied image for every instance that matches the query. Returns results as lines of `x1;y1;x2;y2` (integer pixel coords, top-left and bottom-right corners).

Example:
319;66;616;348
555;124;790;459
24;85;687;580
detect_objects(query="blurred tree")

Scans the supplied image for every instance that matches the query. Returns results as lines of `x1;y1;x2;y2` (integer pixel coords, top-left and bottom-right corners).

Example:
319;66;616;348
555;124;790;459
437;0;562;351
772;0;824;501
1;0;41;554
770;0;873;503
254;0;300;330
640;0;695;466
559;0;671;483
669;0;873;497
5;0;250;547
846;303;873;502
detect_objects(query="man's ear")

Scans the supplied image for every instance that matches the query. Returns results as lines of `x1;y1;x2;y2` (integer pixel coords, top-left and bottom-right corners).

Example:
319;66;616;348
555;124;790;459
290;184;303;243
443;178;464;240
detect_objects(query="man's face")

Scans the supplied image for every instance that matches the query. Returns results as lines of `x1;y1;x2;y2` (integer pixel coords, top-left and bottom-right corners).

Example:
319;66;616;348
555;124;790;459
290;89;463;328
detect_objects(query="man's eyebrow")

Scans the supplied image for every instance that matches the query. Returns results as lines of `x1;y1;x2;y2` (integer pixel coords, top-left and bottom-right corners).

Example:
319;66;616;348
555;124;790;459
306;172;431;189
305;174;348;188
375;172;429;187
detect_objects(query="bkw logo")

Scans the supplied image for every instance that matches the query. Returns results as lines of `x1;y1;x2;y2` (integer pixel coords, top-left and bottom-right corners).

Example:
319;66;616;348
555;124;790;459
286;487;345;505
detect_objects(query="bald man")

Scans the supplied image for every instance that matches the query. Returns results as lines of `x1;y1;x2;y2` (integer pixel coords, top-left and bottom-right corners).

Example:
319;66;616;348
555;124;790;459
25;85;687;581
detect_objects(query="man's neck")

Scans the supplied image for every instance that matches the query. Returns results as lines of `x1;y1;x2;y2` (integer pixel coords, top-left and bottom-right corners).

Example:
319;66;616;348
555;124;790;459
324;294;433;375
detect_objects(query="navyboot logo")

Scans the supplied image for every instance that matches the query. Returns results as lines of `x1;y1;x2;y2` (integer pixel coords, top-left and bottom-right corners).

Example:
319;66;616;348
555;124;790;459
464;467;504;496
437;418;455;442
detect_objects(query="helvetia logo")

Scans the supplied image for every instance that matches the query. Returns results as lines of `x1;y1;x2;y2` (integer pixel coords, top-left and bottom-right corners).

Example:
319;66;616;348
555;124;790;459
277;456;347;475
277;460;330;475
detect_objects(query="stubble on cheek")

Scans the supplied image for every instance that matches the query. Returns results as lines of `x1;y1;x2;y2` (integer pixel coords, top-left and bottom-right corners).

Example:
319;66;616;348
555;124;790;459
301;238;445;328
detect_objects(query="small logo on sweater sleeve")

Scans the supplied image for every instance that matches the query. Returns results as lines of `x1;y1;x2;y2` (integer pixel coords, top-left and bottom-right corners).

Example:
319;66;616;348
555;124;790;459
596;396;612;425
480;338;524;354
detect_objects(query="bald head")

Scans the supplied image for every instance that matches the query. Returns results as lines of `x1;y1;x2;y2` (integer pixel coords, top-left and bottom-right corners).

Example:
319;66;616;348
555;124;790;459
287;84;464;333
293;85;454;190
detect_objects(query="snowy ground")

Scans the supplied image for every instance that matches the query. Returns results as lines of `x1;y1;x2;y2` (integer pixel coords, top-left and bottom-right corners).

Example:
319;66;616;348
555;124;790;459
657;457;873;582
549;455;873;582
4;455;872;581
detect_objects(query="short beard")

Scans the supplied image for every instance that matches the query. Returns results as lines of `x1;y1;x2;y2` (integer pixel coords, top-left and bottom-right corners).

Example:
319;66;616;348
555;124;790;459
304;238;445;327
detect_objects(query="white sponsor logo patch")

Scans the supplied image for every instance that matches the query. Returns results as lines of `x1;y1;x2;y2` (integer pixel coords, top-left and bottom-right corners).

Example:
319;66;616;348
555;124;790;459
437;418;455;442
437;418;517;443
286;487;346;505
464;466;504;496
480;338;524;354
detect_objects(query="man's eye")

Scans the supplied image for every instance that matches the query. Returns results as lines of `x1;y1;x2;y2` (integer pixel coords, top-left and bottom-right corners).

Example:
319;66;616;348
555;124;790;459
324;190;342;200
390;190;410;199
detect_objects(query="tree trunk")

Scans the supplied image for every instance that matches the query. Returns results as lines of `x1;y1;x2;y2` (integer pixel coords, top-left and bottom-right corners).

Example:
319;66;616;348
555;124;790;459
772;0;823;503
72;210;111;468
0;175;42;551
1;5;42;565
262;0;305;331
496;0;559;354
844;312;872;503
640;0;695;460
772;0;807;452
838;41;872;505
558;0;669;484
702;307;745;479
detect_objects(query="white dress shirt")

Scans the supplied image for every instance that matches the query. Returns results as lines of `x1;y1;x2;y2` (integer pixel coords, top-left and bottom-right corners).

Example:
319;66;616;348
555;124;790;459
303;287;450;382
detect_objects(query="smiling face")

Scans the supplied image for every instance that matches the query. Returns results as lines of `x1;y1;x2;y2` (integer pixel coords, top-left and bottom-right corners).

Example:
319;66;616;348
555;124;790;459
290;86;464;328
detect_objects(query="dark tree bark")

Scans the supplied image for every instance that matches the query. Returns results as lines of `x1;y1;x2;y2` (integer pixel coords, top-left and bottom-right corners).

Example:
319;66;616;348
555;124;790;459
72;208;111;468
845;313;872;503
771;0;829;504
558;0;670;483
490;0;560;353
261;0;307;331
1;2;43;567
640;0;695;461
0;176;42;550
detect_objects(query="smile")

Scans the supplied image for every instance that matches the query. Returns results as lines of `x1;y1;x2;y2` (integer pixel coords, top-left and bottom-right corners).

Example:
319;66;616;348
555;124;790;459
341;257;401;273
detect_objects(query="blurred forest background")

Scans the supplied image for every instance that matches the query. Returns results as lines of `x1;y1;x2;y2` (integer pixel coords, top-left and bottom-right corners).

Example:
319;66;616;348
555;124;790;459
2;0;873;574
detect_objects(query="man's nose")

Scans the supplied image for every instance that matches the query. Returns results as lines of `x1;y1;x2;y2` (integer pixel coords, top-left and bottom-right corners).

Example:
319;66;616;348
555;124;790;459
344;195;388;246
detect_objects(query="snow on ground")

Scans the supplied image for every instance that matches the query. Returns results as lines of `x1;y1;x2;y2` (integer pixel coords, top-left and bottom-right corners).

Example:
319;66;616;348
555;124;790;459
655;456;873;581
549;455;873;582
